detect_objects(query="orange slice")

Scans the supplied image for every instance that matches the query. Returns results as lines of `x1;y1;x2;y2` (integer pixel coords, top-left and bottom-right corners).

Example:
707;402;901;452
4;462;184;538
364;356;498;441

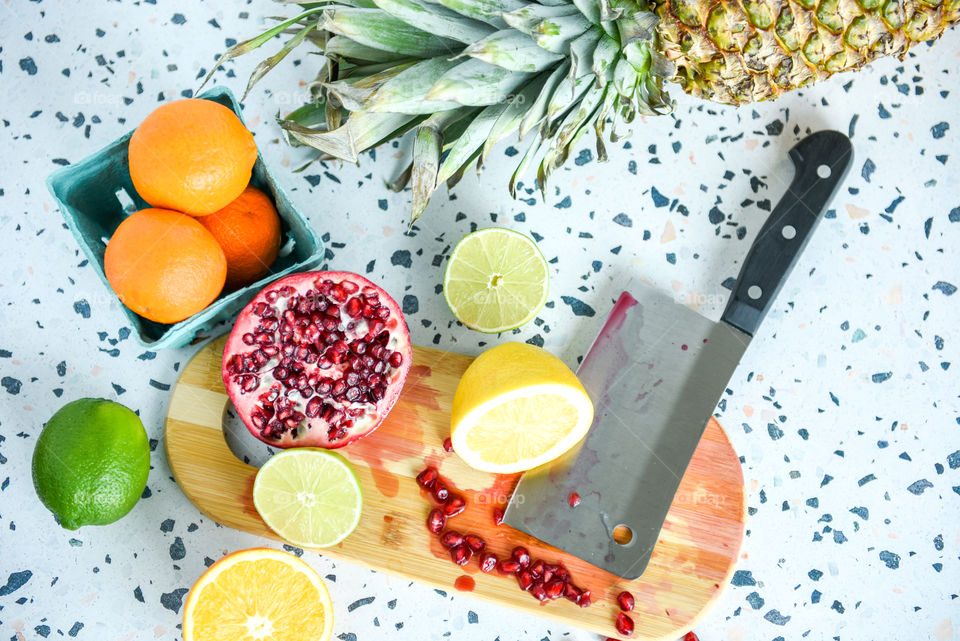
183;548;333;641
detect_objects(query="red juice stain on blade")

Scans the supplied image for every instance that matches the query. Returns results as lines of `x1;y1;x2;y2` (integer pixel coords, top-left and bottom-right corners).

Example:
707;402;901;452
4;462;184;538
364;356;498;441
454;575;475;591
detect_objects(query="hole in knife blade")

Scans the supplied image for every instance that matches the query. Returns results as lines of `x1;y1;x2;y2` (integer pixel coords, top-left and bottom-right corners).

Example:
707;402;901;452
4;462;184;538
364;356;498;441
817;164;831;179
781;225;796;240
612;524;634;545
747;285;763;300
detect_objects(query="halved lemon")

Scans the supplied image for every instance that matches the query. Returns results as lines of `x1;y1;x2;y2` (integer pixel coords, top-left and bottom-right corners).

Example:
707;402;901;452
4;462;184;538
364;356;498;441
450;342;594;474
183;547;333;641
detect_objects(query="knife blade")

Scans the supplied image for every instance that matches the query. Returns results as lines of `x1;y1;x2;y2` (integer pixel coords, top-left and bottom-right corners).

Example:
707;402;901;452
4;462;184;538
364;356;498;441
504;130;853;579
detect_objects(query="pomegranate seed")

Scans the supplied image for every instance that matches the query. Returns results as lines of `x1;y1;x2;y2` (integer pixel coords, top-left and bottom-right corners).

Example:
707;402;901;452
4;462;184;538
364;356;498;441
443;494;466;517
578;589;592;607
529;560;545;578
416;467;438;490
615;612;634;636
463;534;485;553
543;579;565;600
568;492;581;507
426;509;446;534
479;553;498;573
242;333;255;345
564;584;581;602
345;297;362;317
493;507;505;526
341;280;359;294
682;633;700;641
511;546;531;568
553;564;569;582
541;566;554;584
497;559;521;574
617;590;635;612
241;375;259;393
450;545;472;566
389;352;403;368
432;483;450;502
442;437;453;452
305;397;322;418
517;570;535;591
440;531;464;549
530;583;548;601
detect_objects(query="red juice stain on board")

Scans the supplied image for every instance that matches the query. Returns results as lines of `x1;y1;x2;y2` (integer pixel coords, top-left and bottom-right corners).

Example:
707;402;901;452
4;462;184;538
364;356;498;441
343;368;436;498
454;575;475;592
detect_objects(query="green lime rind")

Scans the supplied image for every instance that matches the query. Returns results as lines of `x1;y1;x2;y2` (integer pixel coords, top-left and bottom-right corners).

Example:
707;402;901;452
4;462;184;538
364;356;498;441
442;227;550;334
253;448;364;548
32;398;150;530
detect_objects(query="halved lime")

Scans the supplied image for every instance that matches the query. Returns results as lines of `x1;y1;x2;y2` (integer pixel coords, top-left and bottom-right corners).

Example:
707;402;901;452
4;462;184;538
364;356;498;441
443;228;549;333
253;448;363;548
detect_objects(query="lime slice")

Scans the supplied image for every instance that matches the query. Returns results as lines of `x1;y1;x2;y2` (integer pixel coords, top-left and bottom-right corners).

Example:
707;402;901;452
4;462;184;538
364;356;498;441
443;228;549;333
253;449;363;548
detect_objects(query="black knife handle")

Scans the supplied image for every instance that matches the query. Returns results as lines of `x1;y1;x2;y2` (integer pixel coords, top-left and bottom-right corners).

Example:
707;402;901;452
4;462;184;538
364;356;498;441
721;130;853;337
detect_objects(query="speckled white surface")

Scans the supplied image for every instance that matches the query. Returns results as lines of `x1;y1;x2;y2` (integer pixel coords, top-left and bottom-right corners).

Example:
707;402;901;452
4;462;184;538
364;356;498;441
1;3;958;641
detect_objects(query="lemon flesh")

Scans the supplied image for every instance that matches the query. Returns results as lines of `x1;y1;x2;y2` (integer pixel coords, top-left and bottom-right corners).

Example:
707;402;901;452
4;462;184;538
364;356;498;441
443;227;549;333
451;343;594;474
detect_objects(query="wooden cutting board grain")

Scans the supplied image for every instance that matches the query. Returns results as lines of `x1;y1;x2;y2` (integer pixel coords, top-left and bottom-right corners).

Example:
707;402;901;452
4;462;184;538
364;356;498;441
165;335;746;640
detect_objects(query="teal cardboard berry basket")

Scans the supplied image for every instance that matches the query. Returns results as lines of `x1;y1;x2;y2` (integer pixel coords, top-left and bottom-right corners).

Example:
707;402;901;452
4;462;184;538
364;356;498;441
46;86;324;349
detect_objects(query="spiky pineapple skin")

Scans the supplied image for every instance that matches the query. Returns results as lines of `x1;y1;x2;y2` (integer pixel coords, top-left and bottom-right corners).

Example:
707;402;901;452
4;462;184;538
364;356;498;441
655;0;960;104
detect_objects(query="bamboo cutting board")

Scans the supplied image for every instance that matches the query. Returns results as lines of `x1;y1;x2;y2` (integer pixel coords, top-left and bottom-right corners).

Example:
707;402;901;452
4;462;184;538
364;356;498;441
165;336;746;640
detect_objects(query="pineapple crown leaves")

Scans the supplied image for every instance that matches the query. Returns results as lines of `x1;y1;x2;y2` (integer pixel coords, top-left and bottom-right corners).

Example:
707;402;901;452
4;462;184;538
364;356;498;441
203;0;676;223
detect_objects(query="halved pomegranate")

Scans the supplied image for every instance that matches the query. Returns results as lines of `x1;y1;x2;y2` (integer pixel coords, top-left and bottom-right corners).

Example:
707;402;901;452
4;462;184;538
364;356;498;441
222;271;412;448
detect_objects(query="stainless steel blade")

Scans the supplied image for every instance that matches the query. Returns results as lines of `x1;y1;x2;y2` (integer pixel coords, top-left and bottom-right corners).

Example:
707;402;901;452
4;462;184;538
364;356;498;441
504;288;750;579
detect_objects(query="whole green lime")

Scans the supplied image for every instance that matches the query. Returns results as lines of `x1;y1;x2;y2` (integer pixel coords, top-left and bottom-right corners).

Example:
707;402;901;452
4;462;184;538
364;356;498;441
32;398;150;529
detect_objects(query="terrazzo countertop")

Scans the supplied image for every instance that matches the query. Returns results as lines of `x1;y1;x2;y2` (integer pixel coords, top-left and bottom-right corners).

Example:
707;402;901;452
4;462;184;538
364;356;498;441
1;3;958;640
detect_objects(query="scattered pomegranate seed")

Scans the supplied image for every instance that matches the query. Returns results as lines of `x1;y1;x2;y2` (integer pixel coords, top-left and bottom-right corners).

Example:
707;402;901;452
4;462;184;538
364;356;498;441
615;612;634;636
682;633;699;641
426;508;446;534
617;590;635;612
442;437;453;452
450;545;472;566
479;552;498;573
529;559;546;577
443;494;466;517
511;546;531;568
416;467;438;489
568;492;581;507
464;534;486;553
440;530;464;549
543;580;565;600
432;482;450;502
416;461;594;609
530;583;548;601
517;569;535;591
497;559;521;574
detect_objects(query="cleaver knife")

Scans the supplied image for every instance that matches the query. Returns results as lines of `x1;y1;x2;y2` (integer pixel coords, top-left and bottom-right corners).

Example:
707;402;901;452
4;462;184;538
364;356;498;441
505;130;853;579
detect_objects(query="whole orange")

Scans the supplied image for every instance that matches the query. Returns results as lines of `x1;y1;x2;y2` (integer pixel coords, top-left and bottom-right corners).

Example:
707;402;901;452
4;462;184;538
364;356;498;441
128;99;257;216
104;208;227;324
198;186;283;289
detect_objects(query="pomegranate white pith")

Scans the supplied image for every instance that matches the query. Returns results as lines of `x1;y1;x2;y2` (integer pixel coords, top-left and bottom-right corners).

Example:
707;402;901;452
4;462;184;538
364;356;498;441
222;271;412;448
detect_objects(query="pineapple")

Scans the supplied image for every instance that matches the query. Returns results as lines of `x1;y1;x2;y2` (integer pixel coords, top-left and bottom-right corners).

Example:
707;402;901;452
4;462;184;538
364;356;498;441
206;0;959;221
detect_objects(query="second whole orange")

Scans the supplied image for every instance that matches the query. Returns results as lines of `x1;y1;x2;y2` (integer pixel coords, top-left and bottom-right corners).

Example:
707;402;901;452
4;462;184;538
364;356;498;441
128;98;257;216
104;208;227;324
198;186;283;289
